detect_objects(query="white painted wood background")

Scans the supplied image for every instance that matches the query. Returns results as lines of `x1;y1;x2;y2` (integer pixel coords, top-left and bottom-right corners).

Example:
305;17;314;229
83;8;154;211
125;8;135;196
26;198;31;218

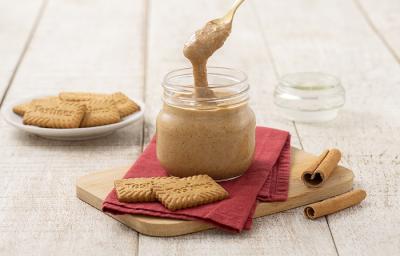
0;0;399;255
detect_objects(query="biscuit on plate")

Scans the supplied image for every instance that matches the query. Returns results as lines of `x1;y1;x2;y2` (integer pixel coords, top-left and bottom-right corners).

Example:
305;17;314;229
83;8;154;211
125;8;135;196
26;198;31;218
111;92;140;117
59;92;110;102
13;103;31;116
23;100;86;129
80;99;121;127
13;96;59;116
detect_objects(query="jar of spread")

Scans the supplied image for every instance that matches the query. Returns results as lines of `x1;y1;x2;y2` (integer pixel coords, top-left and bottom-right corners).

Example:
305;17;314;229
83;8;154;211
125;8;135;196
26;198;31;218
156;67;256;180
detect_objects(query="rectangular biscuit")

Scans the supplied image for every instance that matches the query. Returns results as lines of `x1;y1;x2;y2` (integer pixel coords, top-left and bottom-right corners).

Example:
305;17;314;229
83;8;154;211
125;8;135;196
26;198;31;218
13;96;59;116
13;102;31;116
23;100;86;129
59;92;110;102
153;175;229;211
114;177;178;203
80;99;121;127
111;92;140;117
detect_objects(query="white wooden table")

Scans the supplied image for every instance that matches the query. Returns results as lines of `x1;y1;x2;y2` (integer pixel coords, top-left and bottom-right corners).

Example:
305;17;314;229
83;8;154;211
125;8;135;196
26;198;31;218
1;0;399;255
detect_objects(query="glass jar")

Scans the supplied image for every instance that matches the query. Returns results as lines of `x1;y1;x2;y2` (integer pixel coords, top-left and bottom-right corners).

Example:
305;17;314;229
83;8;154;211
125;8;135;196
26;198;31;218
156;67;256;180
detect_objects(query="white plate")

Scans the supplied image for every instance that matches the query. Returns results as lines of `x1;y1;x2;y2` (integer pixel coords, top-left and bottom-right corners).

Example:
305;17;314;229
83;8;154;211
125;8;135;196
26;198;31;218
1;95;145;141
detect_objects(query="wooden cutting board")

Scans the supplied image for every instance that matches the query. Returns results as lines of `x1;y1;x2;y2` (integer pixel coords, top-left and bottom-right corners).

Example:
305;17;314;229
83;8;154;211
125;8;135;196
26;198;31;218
76;148;354;237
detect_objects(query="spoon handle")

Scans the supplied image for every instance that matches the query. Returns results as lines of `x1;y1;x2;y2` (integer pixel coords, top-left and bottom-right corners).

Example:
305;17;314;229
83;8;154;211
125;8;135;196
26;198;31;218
225;0;246;22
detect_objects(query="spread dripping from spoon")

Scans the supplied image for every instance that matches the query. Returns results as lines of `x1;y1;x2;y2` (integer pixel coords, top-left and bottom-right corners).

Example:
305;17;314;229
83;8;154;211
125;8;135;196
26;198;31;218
183;0;245;98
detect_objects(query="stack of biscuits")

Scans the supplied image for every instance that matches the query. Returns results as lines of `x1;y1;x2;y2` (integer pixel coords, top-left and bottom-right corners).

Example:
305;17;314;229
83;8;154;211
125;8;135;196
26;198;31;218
13;92;140;129
114;175;229;211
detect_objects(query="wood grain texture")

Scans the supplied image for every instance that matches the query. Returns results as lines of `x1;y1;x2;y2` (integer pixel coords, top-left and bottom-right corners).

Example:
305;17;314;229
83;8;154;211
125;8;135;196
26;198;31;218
0;0;397;254
76;148;353;236
357;0;400;62
0;0;43;100
139;0;338;255
0;0;146;255
253;0;400;255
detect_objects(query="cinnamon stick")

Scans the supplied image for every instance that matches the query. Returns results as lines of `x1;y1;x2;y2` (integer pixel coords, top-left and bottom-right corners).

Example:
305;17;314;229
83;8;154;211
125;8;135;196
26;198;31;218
304;189;367;219
301;149;341;187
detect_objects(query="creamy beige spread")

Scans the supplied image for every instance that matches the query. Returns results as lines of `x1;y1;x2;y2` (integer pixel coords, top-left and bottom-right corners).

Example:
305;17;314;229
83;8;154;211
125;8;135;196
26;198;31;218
183;20;232;89
157;102;255;180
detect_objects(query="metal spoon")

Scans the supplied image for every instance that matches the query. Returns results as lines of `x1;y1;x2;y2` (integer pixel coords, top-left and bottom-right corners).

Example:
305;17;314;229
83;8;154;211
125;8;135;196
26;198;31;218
217;0;246;25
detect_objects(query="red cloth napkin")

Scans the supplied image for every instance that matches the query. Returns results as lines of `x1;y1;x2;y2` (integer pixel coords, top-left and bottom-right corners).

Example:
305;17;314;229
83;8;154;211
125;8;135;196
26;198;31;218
102;126;291;232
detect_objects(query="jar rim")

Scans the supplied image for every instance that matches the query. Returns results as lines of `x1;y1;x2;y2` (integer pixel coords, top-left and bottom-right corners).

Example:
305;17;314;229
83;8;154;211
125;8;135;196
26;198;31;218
162;66;248;89
162;66;250;109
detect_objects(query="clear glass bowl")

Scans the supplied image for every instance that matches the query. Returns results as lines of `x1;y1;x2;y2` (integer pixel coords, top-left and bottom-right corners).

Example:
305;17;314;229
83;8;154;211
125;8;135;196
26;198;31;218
273;72;345;122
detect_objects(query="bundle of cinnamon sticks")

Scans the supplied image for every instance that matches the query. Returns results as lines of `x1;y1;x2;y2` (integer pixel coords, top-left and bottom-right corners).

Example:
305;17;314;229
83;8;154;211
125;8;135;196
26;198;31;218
301;148;367;219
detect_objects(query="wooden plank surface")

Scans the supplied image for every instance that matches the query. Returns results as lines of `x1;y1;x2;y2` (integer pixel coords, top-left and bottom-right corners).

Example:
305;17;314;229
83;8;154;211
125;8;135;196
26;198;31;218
252;0;400;255
0;0;398;255
139;0;338;255
0;0;43;101
357;0;400;62
0;0;146;255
